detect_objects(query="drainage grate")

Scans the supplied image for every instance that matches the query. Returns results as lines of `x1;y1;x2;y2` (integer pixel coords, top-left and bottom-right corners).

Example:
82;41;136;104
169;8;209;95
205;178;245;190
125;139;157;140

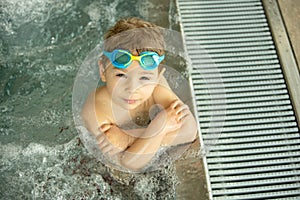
176;0;300;199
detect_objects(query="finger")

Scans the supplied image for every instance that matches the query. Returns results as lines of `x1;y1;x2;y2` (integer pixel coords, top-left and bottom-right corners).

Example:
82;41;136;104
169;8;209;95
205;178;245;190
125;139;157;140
98;138;109;149
100;124;111;132
99;123;111;133
178;110;189;122
108;148;122;156
101;144;113;154
98;137;107;146
171;99;181;109
175;104;189;115
96;133;106;143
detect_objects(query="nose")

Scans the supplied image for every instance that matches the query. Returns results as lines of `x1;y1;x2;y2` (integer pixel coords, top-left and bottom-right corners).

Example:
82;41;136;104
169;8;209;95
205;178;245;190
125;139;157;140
124;78;138;94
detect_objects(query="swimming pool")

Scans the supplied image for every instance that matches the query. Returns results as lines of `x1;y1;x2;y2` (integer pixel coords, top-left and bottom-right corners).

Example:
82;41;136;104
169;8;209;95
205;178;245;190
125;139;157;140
0;0;207;199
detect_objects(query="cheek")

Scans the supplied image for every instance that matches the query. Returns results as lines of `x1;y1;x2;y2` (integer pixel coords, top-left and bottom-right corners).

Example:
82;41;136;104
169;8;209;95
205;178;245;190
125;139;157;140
139;84;156;97
106;79;121;95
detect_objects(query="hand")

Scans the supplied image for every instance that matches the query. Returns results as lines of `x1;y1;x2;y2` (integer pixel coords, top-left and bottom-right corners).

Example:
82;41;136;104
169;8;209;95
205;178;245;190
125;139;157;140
97;123;132;155
155;100;189;134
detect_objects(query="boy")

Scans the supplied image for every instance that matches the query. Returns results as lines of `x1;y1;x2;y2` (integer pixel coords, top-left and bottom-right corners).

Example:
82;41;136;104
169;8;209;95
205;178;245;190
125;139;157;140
82;18;197;172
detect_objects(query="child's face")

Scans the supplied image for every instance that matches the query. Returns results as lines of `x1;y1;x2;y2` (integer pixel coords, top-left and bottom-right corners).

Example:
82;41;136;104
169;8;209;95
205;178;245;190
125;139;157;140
101;60;160;110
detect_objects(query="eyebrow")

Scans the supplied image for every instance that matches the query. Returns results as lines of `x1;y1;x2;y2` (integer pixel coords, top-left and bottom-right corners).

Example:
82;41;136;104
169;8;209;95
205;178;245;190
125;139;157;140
139;71;155;75
112;68;155;75
112;68;127;73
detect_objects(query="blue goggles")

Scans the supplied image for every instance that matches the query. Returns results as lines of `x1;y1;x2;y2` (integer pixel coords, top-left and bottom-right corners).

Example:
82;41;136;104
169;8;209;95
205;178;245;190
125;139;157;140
103;49;165;70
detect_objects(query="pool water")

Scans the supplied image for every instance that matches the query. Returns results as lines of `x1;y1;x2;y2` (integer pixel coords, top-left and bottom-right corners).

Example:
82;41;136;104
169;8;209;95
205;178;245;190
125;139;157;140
0;0;207;199
1;0;168;146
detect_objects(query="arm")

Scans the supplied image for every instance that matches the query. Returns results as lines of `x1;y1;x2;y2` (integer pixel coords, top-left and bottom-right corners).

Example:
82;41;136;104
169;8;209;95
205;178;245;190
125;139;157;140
98;100;186;171
81;89;163;170
98;80;197;170
81;91;101;137
81;89;136;151
153;83;198;146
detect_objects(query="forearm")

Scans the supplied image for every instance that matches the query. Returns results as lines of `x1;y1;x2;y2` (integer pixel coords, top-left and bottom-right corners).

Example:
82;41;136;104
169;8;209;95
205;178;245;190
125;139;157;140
118;120;168;171
169;111;198;146
120;133;165;171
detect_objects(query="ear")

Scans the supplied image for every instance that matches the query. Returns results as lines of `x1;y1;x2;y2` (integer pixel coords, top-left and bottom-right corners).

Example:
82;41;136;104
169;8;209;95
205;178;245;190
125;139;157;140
98;60;106;82
157;67;170;88
158;67;166;80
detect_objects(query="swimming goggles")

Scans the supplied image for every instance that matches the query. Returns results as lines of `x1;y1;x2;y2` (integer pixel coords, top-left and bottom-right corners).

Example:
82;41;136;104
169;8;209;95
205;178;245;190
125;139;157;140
103;49;165;70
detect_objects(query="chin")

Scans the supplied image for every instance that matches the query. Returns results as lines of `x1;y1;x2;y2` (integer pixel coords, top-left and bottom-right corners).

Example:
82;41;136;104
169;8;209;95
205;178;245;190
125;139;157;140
123;103;141;110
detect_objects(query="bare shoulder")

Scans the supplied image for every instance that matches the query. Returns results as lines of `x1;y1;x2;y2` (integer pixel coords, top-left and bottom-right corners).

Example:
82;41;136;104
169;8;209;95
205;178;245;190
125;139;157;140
94;87;113;123
94;87;109;108
82;87;106;116
81;86;112;135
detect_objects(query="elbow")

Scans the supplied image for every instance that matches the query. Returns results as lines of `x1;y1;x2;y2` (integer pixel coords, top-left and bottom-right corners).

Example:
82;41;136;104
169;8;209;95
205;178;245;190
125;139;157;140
189;128;198;143
178;121;198;145
187;113;198;141
188;122;198;143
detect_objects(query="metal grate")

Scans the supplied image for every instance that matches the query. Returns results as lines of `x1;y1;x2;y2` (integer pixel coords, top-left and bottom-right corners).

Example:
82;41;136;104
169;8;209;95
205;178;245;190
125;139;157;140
176;0;300;199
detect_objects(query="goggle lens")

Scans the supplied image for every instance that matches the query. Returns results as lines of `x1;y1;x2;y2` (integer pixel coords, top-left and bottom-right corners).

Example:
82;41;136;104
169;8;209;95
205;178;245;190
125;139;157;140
115;51;131;65
142;55;155;67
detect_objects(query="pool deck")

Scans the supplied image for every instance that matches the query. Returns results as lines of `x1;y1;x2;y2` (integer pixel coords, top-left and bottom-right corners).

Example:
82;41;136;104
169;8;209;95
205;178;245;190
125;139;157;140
278;0;300;69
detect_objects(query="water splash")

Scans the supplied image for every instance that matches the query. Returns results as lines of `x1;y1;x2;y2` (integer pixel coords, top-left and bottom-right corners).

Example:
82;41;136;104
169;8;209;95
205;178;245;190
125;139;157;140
0;137;178;199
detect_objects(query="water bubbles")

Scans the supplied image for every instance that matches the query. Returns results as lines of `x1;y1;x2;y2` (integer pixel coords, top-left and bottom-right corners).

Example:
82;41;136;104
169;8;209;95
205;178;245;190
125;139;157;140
55;64;75;72
0;127;15;136
1;0;48;29
0;105;13;113
1;139;117;199
50;36;56;44
84;2;103;22
3;136;181;199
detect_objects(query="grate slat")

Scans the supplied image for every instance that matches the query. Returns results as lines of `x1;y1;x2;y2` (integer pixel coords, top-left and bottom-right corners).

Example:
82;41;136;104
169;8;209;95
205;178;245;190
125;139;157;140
210;163;300;176
213;191;300;200
207;157;300;170
212;183;300;196
206;140;300;152
200;122;298;133
182;19;267;27
181;14;266;23
196;94;290;105
184;27;270;35
209;144;300;157
211;170;300;183
208;127;299;139
180;10;265;18
211;176;300;189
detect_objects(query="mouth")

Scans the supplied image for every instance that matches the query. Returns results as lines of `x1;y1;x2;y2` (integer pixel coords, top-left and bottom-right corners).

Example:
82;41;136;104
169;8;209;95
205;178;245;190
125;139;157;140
123;98;139;104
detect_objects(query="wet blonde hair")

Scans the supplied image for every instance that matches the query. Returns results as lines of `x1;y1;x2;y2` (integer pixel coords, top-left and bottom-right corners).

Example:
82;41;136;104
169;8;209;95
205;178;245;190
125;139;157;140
102;18;165;67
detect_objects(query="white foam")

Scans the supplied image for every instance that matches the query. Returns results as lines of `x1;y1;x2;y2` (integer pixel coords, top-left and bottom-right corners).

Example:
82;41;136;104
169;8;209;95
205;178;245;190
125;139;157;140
2;0;53;26
1;136;178;199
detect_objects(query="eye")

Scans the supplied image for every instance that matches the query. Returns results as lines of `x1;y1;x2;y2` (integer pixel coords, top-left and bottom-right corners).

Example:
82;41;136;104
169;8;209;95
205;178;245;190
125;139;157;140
116;73;126;78
140;76;150;81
